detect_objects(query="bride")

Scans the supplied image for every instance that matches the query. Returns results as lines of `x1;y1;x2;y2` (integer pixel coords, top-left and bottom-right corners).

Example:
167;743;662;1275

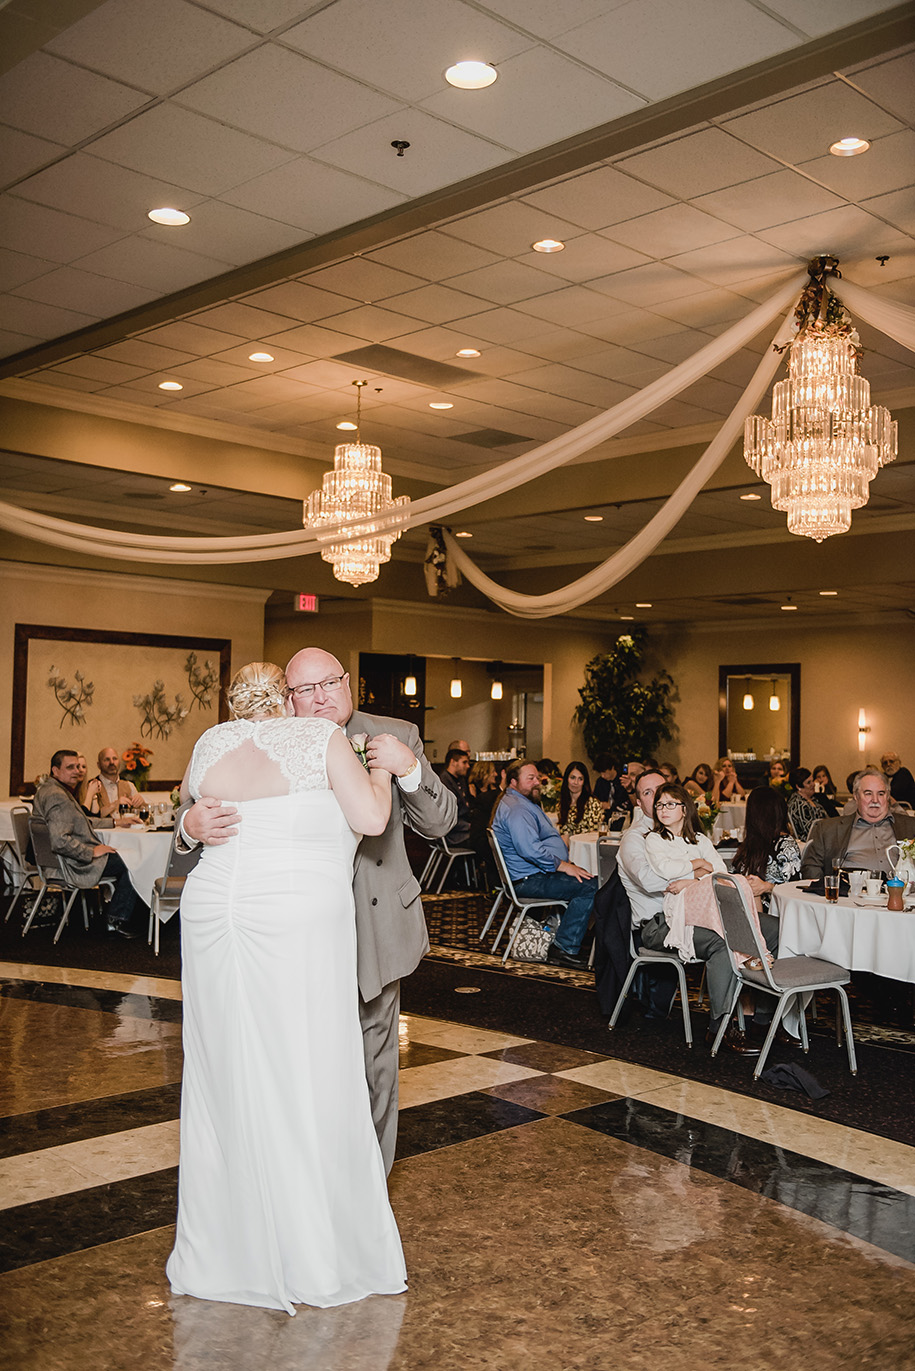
166;662;407;1314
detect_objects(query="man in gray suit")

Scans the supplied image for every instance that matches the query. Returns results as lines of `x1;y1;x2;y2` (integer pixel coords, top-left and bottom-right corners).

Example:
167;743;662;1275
33;749;144;936
182;648;457;1173
802;766;915;880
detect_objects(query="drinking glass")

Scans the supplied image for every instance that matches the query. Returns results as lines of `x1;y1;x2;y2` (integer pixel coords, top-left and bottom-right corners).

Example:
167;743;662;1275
824;875;840;903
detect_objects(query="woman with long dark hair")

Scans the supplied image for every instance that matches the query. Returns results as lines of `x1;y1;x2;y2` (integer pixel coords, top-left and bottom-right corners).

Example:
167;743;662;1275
812;764;840;818
557;761;603;837
684;763;714;798
733;786;800;911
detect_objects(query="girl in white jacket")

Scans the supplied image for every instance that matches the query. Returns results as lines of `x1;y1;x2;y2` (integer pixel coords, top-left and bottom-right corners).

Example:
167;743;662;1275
645;783;727;883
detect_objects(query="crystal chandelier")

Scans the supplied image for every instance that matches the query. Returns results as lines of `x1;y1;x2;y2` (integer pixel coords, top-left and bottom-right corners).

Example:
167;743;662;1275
744;256;896;542
304;380;410;586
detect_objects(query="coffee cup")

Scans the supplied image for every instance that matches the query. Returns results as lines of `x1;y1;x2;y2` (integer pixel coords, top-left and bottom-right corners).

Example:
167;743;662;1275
865;877;882;897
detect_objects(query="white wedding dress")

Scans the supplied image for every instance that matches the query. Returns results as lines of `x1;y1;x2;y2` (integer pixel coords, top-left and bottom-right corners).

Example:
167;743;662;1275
166;716;406;1314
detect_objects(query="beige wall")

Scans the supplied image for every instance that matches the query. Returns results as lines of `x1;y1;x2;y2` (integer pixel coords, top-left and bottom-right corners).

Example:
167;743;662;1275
1;562;267;791
654;618;915;782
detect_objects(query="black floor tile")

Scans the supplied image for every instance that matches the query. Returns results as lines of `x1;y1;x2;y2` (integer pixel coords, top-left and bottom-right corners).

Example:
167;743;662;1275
395;1090;543;1161
0;978;181;1023
0;1083;182;1159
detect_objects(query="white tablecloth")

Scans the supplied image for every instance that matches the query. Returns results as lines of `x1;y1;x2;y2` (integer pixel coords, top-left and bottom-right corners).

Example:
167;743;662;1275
775;880;915;984
568;831;622;878
713;799;746;839
104;828;173;906
0;799;29;844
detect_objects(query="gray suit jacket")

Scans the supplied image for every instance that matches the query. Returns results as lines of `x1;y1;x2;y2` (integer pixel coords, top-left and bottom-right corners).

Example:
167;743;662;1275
800;811;915;880
348;710;457;1003
32;778;113;887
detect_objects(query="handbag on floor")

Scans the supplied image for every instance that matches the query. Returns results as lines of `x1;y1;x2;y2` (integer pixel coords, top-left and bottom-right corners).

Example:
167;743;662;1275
512;915;554;962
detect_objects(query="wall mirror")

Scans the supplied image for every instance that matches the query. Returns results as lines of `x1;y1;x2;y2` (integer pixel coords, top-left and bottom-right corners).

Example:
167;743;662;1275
718;662;800;770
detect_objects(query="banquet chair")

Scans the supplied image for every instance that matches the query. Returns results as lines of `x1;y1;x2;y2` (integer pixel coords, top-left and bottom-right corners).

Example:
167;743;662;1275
596;837;620;886
5;806;39;927
486;829;568;964
607;931;696;1047
424;834;478;894
710;873;856;1079
27;816;116;944
149;827;199;955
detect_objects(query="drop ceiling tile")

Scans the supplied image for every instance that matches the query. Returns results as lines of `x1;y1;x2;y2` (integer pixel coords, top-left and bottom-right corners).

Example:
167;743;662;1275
574;347;667;384
1;195;127;263
366;232;501;280
0;248;54;291
246;281;357;323
680;375;744;412
140;320;248;355
590;260;711;305
11;152;202;233
316;305;427;343
197;0;322;32
259;321;369;355
0;52;149;144
443;201;584;256
862;188;915;238
504;362;628;405
381;325;530;372
51;354;150;384
666;235;801;288
75;236;233;292
421;45;641;155
574;306;689;346
692;168;844;232
506;326;611;362
283;0;530;102
849;50;915;124
514;234;650;282
477;0;615;39
616;127;782;198
169;357;262;385
36;370;106;393
511;285;619;328
220;155;406;234
652;288;753;330
0;126;66;187
90;104;296;197
190;301;311;339
209;341;314;369
46;0;253;95
142;199;305;265
603;204;740;258
522;165;675;230
722;80;902;166
110;372;218;397
555;0;796;100
756;205;911;260
445;260;565;305
312;108;510;198
797;131;915;202
382;283;489;324
451;306;575;345
3;295;96;338
95;339;199;368
275;359;363;390
178;44;399;152
11;266;156;316
302;259;425;303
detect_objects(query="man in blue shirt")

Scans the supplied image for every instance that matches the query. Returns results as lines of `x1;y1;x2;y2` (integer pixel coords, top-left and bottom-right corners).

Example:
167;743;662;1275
492;759;597;969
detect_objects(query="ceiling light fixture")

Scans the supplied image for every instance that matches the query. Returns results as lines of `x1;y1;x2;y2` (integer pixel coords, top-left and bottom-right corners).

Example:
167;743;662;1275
781;603;798;611
743;686;755;711
532;238;564;253
619;615;634;621
403;674;417;697
740;492;762;501
450;660;463;698
158;380;183;390
147;207;190;226
584;514;603;522
455;530;472;538
769;680;781;712
336;420;358;430
819;590;839;596
456;348;480;358
248;351;274;362
429;401;453;409
636;602;652;608
491;680;503;700
303;379;409;587
745;255;896;542
445;60;497;89
830;136;869;156
169;483;192;492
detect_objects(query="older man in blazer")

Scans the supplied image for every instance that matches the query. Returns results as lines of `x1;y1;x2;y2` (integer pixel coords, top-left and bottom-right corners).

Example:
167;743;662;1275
182;648;456;1173
801;766;915;880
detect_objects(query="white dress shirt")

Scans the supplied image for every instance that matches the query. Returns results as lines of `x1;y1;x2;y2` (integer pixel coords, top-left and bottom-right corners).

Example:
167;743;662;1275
618;809;669;928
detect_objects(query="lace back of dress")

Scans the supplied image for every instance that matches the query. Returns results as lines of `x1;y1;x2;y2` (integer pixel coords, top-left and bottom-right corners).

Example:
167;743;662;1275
189;718;337;800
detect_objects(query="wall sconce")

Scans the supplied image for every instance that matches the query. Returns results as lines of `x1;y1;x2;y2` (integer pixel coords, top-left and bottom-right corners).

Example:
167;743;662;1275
857;707;869;753
491;680;503;700
450;660;462;699
769;680;781;712
743;679;755;710
403;674;417;697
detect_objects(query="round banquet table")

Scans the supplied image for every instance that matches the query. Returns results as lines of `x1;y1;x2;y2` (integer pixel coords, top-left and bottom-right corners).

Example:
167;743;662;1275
774;880;915;984
103;826;173;907
568;831;623;879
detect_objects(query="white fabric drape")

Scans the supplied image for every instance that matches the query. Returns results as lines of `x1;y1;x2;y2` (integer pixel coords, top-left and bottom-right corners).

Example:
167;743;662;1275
0;274;806;563
833;278;915;354
442;302;799;617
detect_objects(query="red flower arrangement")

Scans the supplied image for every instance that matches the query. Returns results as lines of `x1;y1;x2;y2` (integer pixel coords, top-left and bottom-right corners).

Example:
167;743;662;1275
121;742;153;789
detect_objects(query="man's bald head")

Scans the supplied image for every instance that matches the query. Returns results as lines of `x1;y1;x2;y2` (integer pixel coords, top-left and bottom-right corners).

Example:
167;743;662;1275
285;648;353;725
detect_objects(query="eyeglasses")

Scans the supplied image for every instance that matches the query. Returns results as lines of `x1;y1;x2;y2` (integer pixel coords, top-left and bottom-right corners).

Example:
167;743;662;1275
286;676;345;699
656;800;684;812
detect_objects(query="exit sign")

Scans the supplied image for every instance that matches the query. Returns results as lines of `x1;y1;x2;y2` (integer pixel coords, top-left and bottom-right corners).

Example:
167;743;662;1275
294;594;319;613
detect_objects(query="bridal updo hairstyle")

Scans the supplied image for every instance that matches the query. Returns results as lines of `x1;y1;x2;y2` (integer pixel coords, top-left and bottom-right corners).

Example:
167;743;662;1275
227;662;287;720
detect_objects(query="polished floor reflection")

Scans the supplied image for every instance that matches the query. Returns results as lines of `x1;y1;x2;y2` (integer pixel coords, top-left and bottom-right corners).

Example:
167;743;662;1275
1;963;914;1369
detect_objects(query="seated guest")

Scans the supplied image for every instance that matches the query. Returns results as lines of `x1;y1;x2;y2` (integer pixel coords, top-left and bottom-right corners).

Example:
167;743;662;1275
557;761;603;837
757;759;789;790
684;762;713;798
439;748;472;845
87;746;144;819
468;761;499;881
536;757;561;781
33;750;146;937
73;753;90;811
620;761;644;799
659;761;680;785
811;764;840;818
594;754;631;819
881;751;915;809
492;760;596;969
787;768;827;841
733;787;801;911
801;767;915;880
711;757;745;802
645;783;726;885
468;760;497;801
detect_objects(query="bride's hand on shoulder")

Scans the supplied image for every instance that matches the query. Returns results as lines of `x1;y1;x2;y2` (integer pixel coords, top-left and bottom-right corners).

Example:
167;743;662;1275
366;732;416;779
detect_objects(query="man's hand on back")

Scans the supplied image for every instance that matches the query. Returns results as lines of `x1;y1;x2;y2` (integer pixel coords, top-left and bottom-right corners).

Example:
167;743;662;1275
185;796;240;845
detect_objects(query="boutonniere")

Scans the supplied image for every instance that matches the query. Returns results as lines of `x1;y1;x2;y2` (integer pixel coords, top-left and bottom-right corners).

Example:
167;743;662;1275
350;733;370;769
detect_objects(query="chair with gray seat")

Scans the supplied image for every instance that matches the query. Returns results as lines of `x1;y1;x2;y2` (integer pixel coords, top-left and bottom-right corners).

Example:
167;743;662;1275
607;928;697;1046
27;815;116;943
5;805;39;928
710;872;856;1079
148;826;200;955
424;833;478;893
486;829;569;964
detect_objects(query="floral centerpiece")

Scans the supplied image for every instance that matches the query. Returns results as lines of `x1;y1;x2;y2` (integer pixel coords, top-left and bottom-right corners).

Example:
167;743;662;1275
122;741;153;791
539;775;561;813
695;792;720;837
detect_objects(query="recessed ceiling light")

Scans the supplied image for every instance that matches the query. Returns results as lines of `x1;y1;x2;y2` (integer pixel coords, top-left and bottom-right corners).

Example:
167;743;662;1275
740;492;762;501
583;514;603;522
635;602;652;608
456;348;480;358
830;136;870;157
158;380;183;391
148;207;190;226
429;401;453;409
455;531;473;538
445;60;497;89
532;238;565;253
819;590;839;596
619;615;635;621
248;351;274;362
169;483;192;492
781;604;798;611
336;420;358;430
